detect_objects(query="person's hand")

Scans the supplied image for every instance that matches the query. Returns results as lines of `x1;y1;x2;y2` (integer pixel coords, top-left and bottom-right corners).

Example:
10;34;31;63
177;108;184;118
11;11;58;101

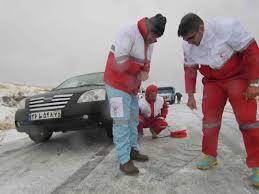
187;93;197;110
156;116;165;120
246;86;259;100
137;71;149;81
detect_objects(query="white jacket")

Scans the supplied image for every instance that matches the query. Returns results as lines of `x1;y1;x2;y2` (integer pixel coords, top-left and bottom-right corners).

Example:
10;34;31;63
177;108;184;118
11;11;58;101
138;96;164;118
183;18;253;69
111;24;154;66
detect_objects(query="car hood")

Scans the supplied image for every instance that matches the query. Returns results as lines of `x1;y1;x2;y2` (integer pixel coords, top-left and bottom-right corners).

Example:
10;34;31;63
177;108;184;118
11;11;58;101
29;85;106;98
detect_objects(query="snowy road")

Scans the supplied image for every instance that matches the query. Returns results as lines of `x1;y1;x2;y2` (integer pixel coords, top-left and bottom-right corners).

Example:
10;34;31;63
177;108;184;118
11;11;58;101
0;129;112;194
0;99;259;194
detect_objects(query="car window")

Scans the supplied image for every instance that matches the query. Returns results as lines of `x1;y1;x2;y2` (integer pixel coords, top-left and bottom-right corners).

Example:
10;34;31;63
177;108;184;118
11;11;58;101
158;88;174;94
55;72;104;90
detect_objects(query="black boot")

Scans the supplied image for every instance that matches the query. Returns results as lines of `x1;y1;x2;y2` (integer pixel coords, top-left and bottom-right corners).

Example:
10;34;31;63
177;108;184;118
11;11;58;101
130;149;149;162
120;160;139;175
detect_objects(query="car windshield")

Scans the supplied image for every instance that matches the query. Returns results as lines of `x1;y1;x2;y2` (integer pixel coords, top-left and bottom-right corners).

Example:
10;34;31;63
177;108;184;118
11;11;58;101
55;72;104;90
158;88;174;94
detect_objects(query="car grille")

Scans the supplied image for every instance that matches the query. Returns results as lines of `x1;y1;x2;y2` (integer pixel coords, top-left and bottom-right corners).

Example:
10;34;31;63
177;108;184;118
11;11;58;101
29;94;73;112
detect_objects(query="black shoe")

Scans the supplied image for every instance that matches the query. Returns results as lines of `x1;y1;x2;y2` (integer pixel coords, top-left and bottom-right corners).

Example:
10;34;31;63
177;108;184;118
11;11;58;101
130;149;149;162
120;160;139;175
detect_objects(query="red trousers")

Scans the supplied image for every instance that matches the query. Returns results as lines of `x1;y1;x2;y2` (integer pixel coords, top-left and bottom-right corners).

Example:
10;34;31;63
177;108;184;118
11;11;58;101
138;115;168;135
202;79;259;168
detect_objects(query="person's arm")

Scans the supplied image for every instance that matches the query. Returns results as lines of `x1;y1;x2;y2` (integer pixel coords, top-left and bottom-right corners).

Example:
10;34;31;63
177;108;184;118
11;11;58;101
240;41;259;83
183;44;198;109
185;66;198;109
142;44;152;73
160;99;169;118
242;41;259;100
226;19;259;99
226;19;259;82
184;65;198;94
112;29;142;75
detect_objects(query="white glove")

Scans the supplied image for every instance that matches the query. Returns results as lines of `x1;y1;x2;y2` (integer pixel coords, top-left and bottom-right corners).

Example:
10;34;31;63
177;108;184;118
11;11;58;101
157;116;165;120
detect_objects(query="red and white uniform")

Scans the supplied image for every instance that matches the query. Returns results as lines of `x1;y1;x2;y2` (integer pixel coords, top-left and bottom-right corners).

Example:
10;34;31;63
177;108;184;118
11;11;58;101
104;18;153;95
138;85;168;135
183;18;259;168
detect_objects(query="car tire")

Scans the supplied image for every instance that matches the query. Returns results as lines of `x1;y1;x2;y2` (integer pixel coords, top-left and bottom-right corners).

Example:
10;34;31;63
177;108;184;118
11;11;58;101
104;121;113;139
28;130;53;143
170;97;176;105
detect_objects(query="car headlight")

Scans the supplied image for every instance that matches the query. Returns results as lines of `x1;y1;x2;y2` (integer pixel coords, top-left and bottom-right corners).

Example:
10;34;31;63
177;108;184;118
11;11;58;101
77;89;106;103
17;98;26;109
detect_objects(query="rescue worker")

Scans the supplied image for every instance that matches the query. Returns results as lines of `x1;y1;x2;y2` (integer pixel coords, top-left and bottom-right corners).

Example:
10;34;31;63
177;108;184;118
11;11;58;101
178;13;259;187
104;14;167;175
138;84;169;138
176;92;183;104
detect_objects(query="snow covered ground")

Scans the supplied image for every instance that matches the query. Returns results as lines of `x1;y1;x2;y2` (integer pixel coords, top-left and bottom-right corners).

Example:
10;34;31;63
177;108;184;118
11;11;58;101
68;100;257;194
1;93;259;193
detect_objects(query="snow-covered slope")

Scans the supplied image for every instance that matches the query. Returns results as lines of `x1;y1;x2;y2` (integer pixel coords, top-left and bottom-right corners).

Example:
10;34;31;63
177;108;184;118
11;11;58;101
0;82;52;130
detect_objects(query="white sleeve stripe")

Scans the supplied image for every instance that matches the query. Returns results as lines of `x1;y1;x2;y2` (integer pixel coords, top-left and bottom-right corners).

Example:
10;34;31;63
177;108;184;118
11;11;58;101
114;53;150;65
115;55;129;64
131;56;150;65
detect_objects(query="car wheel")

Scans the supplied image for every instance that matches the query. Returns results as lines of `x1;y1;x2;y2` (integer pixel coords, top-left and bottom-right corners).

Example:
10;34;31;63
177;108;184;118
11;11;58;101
170;97;176;104
104;121;113;139
28;130;53;143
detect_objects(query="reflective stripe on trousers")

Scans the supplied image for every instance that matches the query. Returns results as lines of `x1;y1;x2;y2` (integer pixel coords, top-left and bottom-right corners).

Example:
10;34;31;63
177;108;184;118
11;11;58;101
239;121;259;130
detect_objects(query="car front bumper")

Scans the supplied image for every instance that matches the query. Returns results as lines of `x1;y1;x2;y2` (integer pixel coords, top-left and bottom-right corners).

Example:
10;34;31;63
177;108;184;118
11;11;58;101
15;101;112;133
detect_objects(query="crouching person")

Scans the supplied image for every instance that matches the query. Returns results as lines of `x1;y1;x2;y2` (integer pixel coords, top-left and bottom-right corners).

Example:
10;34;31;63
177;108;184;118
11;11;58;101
138;84;169;138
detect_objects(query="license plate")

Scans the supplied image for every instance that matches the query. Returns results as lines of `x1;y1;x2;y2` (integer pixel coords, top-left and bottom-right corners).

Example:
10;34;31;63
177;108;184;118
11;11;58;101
29;110;61;121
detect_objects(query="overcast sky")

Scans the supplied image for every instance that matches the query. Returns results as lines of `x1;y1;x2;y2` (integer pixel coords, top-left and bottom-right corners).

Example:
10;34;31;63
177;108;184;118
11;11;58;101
0;0;258;93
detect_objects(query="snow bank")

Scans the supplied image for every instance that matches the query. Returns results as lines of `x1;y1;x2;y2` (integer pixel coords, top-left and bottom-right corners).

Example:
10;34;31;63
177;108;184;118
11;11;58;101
0;82;52;130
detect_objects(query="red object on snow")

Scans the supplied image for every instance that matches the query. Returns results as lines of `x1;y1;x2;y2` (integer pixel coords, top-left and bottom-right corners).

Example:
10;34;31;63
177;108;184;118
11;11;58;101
170;130;188;138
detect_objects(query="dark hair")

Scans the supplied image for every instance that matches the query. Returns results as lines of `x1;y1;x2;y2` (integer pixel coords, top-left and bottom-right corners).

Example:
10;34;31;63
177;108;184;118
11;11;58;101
178;13;203;37
148;13;167;37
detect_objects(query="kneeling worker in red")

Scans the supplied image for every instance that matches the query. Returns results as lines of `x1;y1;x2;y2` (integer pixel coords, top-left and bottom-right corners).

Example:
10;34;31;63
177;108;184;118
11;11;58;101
138;84;168;138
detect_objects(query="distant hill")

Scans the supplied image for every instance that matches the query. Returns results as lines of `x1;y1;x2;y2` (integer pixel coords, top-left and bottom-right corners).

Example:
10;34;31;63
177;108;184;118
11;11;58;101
0;82;52;130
